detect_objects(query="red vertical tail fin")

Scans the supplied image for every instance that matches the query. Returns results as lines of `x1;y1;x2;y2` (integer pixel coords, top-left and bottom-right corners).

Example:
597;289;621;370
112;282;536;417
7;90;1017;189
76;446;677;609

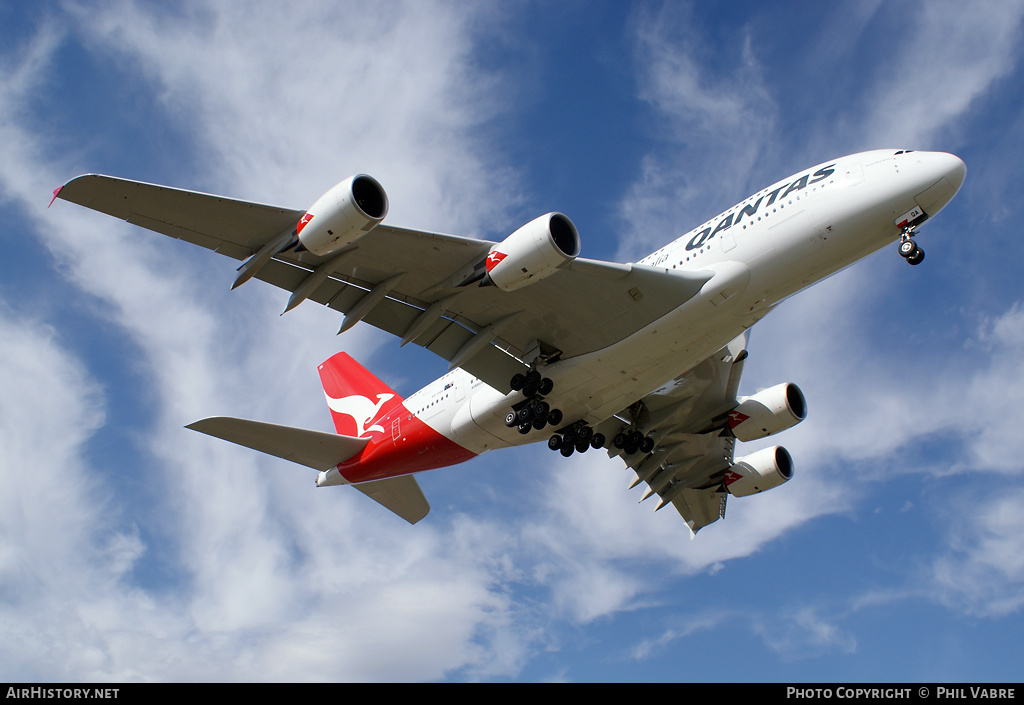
318;352;404;438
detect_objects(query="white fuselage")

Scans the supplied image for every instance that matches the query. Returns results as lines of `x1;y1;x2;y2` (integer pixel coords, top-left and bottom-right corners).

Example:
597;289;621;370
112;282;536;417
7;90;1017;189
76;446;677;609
403;150;966;456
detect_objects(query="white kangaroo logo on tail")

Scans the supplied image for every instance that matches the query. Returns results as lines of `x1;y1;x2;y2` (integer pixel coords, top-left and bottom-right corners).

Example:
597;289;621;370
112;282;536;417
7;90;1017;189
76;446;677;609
324;392;394;437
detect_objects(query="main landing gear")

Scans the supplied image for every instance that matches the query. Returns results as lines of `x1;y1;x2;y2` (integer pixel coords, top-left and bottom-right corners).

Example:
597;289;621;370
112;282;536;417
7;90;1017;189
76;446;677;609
898;226;925;266
546;424;656;459
611;429;655;456
547;423;606;457
504;370;562;435
505;369;658;460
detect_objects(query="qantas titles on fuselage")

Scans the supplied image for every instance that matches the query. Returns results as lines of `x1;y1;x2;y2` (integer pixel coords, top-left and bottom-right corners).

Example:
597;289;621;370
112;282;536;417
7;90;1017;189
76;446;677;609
685;164;835;252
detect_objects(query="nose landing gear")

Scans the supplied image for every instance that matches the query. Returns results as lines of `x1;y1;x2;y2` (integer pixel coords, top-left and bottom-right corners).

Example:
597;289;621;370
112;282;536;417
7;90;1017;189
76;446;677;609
898;226;925;266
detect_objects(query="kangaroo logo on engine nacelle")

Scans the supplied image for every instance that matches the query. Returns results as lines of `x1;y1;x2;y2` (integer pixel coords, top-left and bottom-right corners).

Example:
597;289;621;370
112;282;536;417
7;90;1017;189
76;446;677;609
324;392;394;437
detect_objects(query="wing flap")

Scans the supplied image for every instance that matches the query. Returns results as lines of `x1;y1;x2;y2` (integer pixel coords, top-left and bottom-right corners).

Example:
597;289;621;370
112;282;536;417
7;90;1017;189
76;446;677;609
186;416;369;470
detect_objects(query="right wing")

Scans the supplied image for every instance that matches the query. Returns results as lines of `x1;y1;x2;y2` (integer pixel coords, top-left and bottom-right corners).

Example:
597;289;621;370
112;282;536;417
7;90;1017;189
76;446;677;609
597;333;750;536
54;175;713;391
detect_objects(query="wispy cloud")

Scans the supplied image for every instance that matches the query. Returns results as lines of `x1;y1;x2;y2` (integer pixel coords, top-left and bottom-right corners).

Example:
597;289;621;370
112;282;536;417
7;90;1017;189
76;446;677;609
0;1;536;681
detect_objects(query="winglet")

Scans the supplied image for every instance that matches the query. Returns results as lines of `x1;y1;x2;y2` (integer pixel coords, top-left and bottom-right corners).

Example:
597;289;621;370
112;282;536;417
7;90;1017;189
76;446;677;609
49;185;63;208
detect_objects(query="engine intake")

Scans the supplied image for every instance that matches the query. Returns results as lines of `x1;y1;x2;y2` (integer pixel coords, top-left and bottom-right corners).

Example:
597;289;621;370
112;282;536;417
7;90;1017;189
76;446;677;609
296;174;388;256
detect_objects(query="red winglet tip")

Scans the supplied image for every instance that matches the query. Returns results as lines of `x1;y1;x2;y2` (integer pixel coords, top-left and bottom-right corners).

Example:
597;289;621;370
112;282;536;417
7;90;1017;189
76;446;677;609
48;185;63;208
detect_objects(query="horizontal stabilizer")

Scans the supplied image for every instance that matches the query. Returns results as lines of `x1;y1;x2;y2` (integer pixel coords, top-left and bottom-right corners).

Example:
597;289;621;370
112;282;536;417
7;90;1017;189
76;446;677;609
186;416;368;470
353;476;431;524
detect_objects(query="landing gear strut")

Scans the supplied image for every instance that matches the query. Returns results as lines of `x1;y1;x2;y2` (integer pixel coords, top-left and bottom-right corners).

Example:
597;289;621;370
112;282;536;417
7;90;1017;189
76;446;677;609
898;226;925;266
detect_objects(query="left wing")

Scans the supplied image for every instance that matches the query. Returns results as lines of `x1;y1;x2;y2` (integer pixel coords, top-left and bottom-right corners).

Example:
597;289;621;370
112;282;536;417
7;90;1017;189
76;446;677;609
54;175;713;391
597;332;801;535
598;333;750;536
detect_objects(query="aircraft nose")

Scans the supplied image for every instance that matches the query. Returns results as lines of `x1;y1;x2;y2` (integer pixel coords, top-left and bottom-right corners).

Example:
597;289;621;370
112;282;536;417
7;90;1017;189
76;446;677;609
912;151;966;216
946;153;967;192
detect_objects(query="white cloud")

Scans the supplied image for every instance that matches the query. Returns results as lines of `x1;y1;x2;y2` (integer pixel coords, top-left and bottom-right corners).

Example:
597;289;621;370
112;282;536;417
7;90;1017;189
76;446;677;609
70;0;518;231
932;487;1024;617
0;1;540;681
860;0;1024;148
615;4;777;260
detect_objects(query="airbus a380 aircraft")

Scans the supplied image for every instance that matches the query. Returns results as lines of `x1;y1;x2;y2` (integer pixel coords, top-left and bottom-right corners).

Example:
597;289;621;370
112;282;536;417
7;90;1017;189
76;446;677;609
54;149;965;535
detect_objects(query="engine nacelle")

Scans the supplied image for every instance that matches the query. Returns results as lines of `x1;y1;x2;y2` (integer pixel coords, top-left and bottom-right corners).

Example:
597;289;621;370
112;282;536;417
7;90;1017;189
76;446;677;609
484;213;580;292
724;446;793;497
728;382;806;442
296;174;388;256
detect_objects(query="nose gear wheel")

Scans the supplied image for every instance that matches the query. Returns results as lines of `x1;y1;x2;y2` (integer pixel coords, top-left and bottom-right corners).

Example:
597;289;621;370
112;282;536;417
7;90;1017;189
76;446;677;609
898;226;925;266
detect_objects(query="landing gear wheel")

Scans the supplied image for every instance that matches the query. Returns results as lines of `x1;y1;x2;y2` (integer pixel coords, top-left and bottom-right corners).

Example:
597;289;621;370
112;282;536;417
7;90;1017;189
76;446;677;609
518;423;532;435
538;377;554;396
907;248;925;266
590;433;606;450
640;436;655;454
532;417;547;431
575;439;590;454
505;411;517;428
560;444;574;457
547;408;563;426
898;239;918;258
548;435;562;451
510;373;525;391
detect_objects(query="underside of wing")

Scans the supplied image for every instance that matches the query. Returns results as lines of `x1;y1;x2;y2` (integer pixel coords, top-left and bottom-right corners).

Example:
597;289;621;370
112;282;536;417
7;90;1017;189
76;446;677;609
55;175;714;391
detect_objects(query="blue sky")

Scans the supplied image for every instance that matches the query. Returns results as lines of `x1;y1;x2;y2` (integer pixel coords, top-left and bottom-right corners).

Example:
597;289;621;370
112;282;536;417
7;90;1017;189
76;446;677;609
2;0;1023;683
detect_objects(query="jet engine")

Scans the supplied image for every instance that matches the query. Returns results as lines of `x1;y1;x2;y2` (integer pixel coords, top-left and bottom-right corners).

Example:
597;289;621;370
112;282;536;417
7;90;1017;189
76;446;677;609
728;383;806;442
296;175;388;256
724;446;793;497
484;213;581;291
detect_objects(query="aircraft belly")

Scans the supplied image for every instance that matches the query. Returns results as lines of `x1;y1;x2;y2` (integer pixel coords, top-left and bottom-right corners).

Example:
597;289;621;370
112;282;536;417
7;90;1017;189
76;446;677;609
449;385;516;454
540;289;759;427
